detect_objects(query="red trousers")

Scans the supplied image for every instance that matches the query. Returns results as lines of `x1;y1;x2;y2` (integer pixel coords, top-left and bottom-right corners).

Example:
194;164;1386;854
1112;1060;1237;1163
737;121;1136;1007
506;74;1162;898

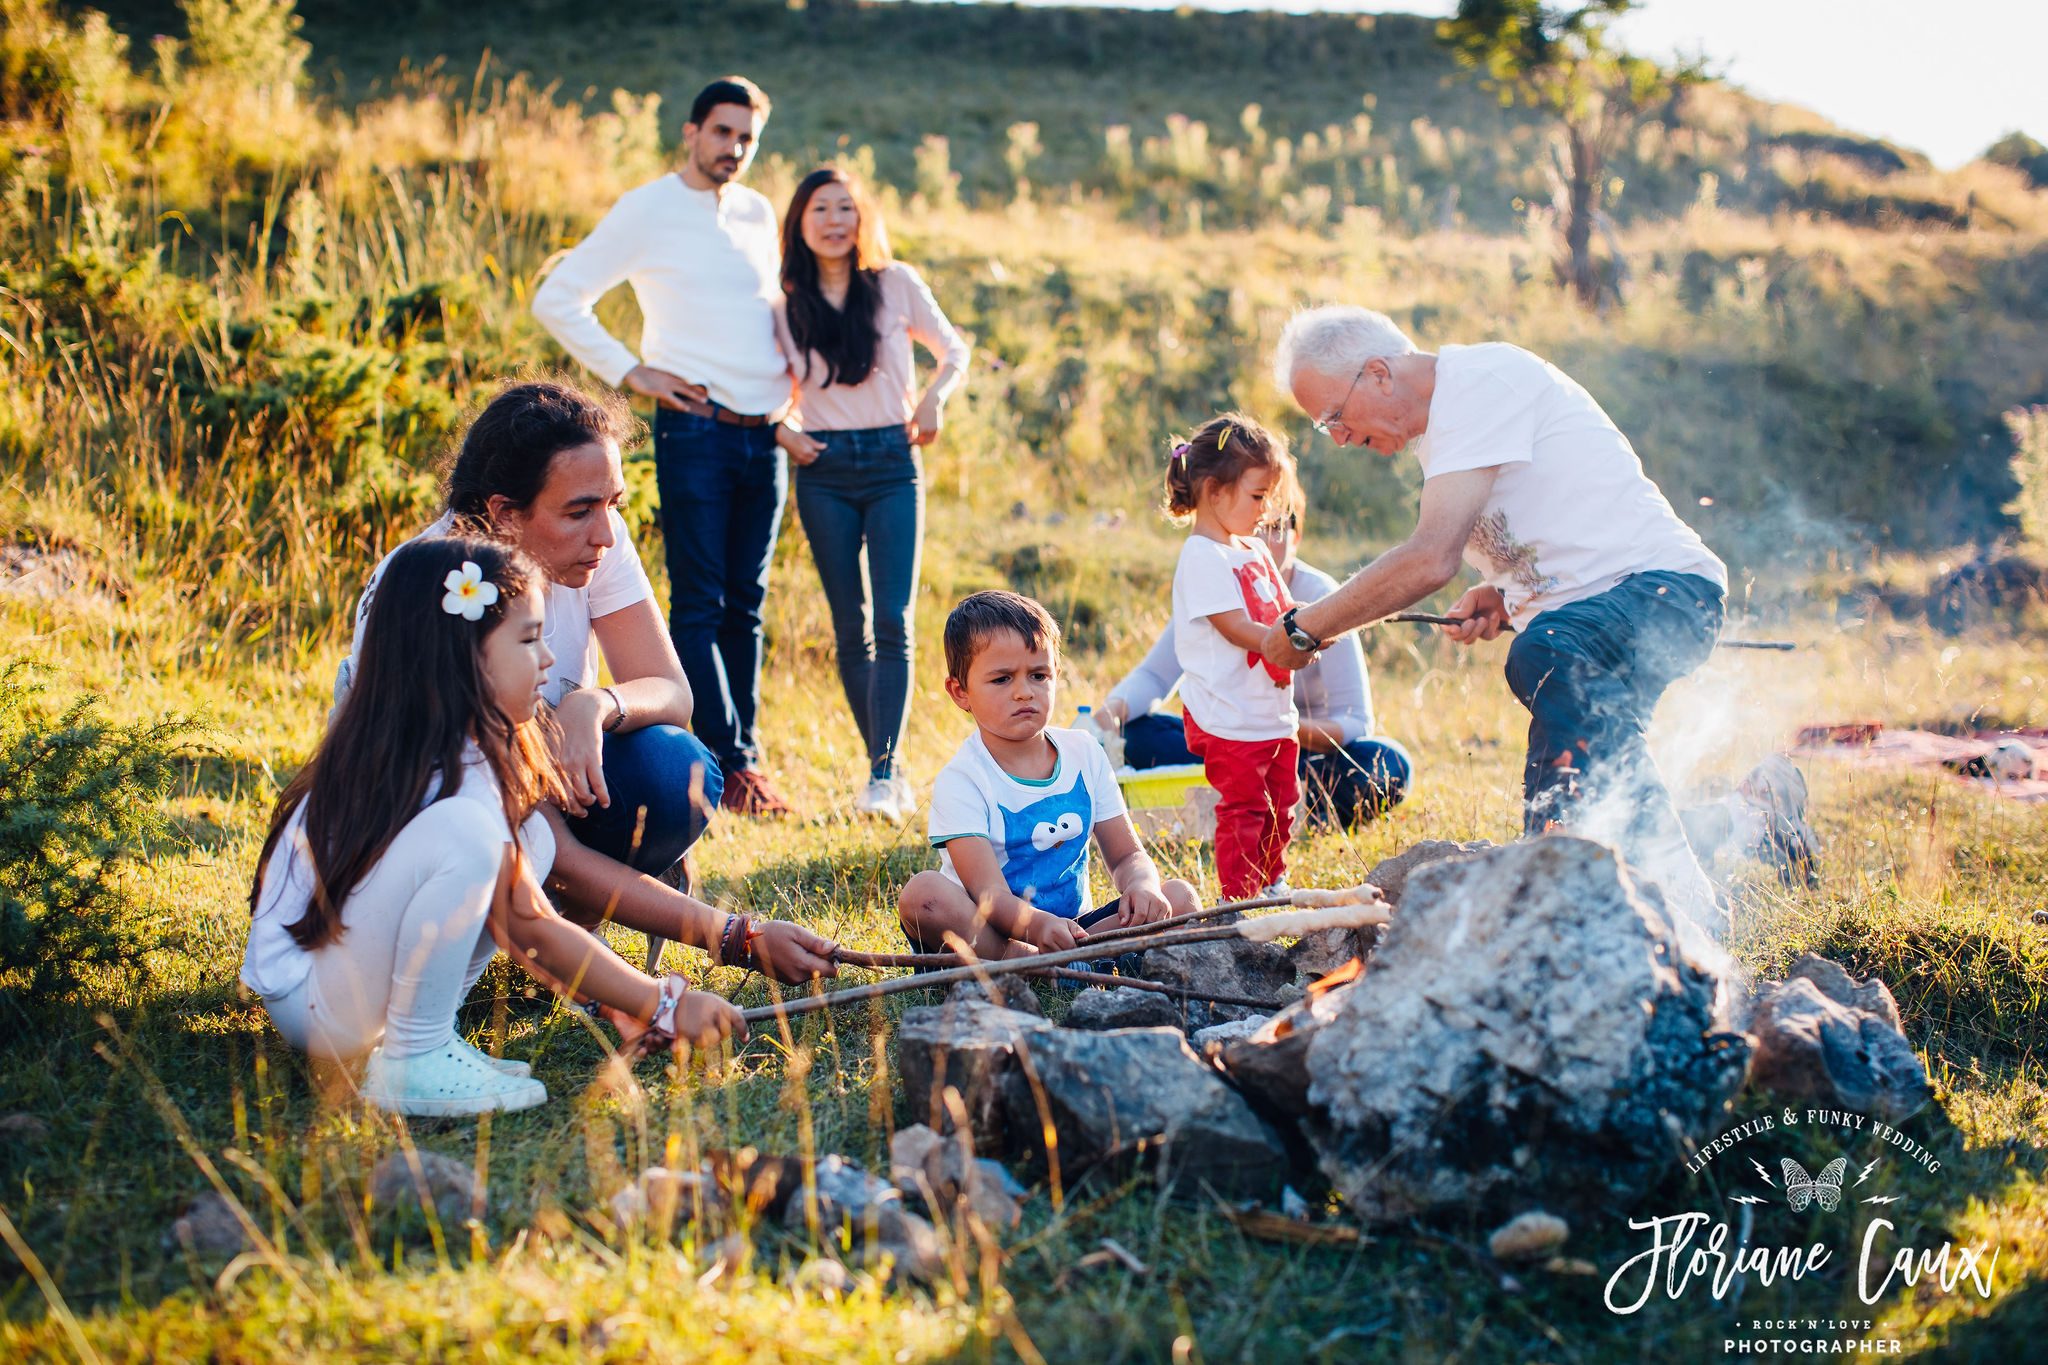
1183;711;1299;901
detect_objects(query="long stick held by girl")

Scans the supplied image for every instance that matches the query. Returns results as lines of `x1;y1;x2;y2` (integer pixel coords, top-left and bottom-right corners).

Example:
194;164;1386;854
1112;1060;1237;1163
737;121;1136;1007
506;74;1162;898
1164;414;1302;901
243;535;745;1117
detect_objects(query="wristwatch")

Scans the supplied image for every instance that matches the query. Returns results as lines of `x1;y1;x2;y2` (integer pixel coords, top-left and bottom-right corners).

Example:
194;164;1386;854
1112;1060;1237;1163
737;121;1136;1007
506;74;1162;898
1280;607;1323;653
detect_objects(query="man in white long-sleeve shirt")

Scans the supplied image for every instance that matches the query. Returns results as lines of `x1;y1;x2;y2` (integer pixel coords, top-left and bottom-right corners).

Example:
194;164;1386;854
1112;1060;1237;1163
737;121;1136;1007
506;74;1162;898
1103;482;1415;830
532;76;797;816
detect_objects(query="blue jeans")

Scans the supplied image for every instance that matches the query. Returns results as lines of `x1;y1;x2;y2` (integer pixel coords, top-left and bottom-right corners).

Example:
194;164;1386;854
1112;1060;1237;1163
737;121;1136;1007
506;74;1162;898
561;725;723;877
1503;571;1724;841
1122;712;1413;832
654;410;787;771
793;424;925;780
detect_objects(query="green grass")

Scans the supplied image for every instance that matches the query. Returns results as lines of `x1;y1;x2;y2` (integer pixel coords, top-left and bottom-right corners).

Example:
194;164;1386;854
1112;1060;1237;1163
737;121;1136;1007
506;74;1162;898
4;501;2048;1361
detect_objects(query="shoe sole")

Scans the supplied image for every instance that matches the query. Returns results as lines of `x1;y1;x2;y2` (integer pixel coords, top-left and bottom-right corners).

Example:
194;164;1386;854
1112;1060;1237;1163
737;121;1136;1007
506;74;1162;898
362;1082;548;1117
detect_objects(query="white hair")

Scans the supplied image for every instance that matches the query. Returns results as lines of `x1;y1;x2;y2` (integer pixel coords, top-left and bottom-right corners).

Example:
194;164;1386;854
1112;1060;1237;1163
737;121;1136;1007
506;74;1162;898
1272;305;1417;390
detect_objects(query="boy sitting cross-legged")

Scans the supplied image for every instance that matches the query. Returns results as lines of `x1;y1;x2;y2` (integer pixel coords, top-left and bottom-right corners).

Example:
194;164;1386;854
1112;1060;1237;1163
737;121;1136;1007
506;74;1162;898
899;591;1201;960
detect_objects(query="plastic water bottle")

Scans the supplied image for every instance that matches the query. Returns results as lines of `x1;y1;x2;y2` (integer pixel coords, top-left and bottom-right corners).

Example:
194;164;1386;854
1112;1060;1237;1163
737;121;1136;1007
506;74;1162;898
1071;705;1125;768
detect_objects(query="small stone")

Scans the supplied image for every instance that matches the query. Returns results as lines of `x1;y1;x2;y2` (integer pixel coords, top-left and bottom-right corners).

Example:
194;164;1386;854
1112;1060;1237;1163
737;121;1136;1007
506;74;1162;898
612;1166;718;1233
1064;986;1180;1031
1745;962;1932;1122
2032;909;2048;928
700;1231;751;1282
1001;1026;1290;1197
1488;1211;1570;1262
1287;926;1375;982
790;1155;943;1283
895;1000;1052;1145
947;976;1045;1017
369;1149;482;1227
0;1114;50;1143
888;1123;1023;1231
889;1124;945;1195
164;1190;252;1257
1192;1016;1269;1050
1361;839;1496;906
792;1256;855;1296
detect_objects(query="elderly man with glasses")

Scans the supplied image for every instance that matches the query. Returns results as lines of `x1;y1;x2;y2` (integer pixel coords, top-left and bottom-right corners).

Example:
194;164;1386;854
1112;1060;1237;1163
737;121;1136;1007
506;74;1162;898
1255;305;1778;932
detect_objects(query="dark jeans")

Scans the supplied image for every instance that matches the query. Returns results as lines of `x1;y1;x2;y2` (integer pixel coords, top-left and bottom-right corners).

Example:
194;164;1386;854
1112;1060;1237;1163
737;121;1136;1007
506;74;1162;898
1122;711;1412;832
654;409;787;772
793;424;924;780
1502;570;1724;844
561;724;723;876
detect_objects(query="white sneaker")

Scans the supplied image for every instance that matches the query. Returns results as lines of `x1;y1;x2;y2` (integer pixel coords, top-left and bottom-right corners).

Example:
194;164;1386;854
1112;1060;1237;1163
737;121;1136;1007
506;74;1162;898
855;778;903;822
886;775;916;817
1260;880;1294;899
454;1035;530;1078
361;1043;548;1117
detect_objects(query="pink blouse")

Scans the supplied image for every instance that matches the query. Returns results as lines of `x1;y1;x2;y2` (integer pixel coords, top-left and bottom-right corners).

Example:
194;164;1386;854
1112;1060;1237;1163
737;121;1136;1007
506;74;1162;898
774;262;970;431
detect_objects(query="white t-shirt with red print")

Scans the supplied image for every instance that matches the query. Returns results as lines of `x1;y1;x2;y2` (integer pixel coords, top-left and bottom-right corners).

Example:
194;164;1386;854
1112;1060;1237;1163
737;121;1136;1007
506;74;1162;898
1415;342;1725;631
1171;534;1299;742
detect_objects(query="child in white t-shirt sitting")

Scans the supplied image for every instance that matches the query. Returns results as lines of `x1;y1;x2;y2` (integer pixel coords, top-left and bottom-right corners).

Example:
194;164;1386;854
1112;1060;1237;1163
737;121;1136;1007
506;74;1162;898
1165;413;1301;901
898;591;1200;960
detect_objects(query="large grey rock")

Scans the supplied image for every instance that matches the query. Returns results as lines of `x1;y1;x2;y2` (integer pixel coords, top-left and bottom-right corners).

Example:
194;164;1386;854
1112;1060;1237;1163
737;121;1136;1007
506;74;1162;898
896;999;1052;1144
1000;1026;1290;1197
1140;939;1295;1021
1063;985;1180;1032
1744;956;1930;1122
1306;837;1751;1224
369;1149;482;1226
1287;842;1494;981
788;1154;942;1283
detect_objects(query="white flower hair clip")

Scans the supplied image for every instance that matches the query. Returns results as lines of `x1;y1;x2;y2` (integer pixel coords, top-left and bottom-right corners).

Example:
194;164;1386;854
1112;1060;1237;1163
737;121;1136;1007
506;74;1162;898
441;561;499;620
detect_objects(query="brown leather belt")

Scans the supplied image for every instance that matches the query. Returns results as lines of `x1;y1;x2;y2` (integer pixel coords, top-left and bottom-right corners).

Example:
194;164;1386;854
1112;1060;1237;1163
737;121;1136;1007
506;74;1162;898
673;396;775;428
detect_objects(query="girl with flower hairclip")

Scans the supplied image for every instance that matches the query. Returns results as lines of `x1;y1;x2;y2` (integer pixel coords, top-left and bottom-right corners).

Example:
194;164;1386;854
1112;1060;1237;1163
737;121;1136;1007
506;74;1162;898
243;535;752;1116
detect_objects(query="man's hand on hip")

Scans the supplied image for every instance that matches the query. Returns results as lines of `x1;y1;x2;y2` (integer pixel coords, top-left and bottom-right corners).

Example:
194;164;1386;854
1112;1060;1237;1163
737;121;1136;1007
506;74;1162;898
1442;585;1509;644
624;365;709;410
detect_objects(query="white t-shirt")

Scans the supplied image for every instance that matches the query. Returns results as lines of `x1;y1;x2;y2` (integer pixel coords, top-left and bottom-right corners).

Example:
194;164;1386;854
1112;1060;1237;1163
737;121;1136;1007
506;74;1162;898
926;728;1128;920
1171;535;1300;742
240;749;555;1001
334;510;654;710
1415;343;1726;630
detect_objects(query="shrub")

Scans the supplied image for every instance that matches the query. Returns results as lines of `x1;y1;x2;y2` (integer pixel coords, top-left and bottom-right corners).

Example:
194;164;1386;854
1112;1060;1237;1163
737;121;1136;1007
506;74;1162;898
2004;406;2048;556
0;662;199;1014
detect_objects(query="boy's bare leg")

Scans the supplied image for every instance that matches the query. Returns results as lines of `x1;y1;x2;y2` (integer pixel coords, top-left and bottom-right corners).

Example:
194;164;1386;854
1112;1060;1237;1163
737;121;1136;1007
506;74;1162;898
898;870;1040;961
1161;878;1202;918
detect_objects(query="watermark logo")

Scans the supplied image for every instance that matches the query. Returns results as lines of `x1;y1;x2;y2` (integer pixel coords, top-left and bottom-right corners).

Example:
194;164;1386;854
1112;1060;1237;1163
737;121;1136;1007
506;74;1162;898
1602;1107;2000;1356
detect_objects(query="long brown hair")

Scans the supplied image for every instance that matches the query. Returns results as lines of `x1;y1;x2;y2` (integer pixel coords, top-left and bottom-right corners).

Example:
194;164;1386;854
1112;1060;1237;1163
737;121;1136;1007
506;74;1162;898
1162;412;1294;525
250;536;566;949
780;167;893;387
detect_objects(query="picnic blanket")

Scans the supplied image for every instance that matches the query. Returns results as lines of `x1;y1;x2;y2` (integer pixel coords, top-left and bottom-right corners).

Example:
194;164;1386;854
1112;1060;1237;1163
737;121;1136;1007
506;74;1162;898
1790;723;2048;803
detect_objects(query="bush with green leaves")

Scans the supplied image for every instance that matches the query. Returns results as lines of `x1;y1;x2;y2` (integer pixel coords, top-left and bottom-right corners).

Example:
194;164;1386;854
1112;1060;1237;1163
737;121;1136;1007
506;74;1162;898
0;662;198;1012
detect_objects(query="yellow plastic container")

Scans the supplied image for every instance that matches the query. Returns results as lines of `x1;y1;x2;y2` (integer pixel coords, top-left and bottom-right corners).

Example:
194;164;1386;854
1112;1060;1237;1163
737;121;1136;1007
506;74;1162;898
1117;761;1211;809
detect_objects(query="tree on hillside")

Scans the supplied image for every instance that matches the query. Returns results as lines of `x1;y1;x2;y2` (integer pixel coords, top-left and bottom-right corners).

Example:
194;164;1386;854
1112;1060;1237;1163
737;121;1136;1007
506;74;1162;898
1440;0;1691;307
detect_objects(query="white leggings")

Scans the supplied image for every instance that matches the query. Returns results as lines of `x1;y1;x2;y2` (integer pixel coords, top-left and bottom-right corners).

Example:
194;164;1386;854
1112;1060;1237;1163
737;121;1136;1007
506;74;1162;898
261;800;507;1061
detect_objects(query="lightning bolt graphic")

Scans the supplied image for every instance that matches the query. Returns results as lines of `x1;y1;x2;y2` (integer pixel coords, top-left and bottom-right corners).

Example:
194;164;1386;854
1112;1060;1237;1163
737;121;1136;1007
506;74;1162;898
1751;1158;1776;1187
1854;1159;1881;1187
1862;1195;1903;1206
1729;1195;1769;1206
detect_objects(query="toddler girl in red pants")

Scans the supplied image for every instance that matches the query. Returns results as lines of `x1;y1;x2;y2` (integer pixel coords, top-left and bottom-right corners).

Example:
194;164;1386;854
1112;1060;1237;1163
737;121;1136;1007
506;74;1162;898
1165;413;1300;900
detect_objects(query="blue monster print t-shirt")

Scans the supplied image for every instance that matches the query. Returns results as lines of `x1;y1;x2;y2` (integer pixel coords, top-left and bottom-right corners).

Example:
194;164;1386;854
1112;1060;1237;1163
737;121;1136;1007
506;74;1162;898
926;727;1129;919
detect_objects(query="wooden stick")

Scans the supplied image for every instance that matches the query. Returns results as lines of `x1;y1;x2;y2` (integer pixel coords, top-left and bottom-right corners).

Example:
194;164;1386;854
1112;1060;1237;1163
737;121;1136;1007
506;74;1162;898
1027;966;1285;1011
741;903;1388;1025
826;893;1299;971
1383;611;1793;650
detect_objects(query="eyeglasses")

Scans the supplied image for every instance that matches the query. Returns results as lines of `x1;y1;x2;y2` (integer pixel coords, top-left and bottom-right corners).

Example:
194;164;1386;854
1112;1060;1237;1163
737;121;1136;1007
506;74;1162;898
1311;360;1369;439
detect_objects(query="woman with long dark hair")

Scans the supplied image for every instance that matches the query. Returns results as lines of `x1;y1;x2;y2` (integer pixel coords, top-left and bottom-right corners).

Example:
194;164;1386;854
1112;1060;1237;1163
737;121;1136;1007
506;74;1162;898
336;380;838;985
775;167;969;821
245;536;748;1115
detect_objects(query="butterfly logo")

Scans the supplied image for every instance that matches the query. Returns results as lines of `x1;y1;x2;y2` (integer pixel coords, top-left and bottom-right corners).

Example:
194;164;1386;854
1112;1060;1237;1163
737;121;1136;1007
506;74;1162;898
1030;811;1086;851
1782;1157;1847;1212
